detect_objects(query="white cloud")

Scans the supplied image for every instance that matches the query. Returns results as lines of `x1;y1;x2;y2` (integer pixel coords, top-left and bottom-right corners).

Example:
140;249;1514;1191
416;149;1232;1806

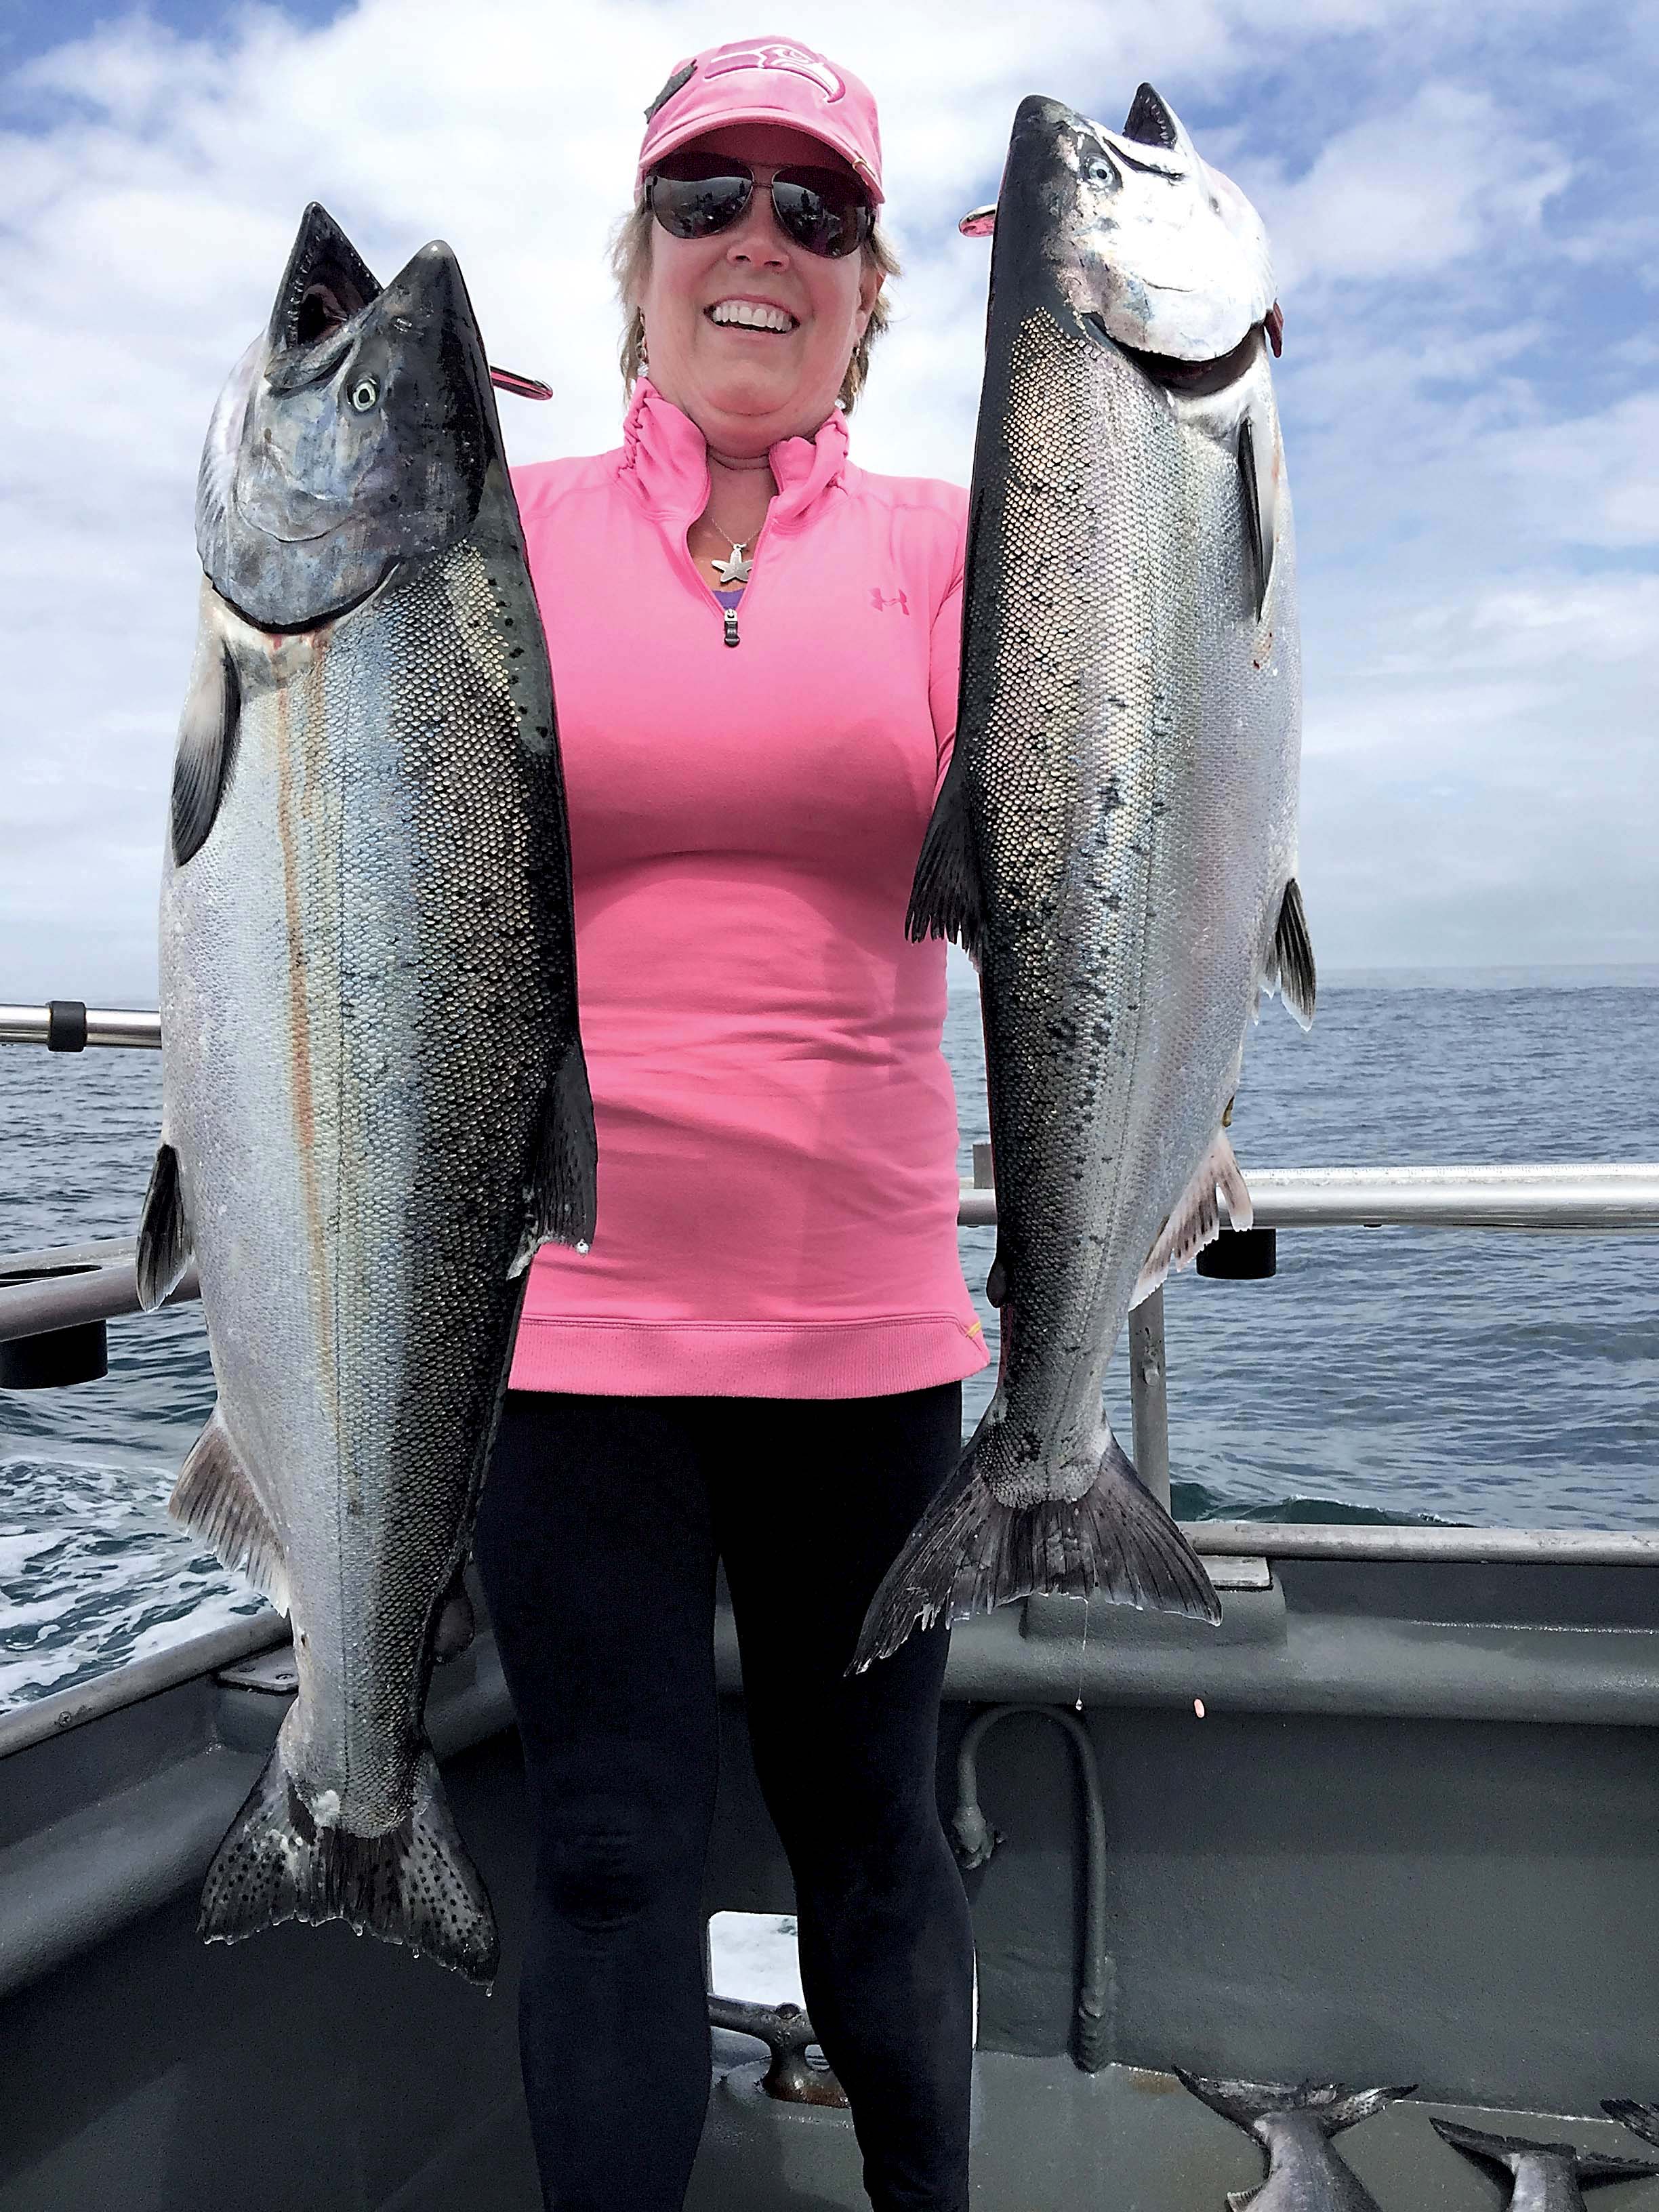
1244;83;1572;291
0;0;1654;1001
1479;391;1659;548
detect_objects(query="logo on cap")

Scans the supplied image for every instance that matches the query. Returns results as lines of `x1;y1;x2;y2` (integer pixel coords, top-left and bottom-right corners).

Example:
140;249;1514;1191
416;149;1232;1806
705;42;845;103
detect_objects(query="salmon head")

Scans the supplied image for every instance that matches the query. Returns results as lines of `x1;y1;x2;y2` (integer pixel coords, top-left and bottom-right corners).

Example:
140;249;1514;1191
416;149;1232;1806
197;203;496;630
985;87;1277;379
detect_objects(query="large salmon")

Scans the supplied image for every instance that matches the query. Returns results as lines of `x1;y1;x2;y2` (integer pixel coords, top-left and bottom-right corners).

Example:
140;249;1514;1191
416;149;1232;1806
856;89;1313;1668
136;204;595;1979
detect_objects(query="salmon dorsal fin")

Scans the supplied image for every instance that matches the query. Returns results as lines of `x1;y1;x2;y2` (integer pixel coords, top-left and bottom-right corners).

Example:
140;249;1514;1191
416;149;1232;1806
136;1142;192;1311
906;736;986;966
1264;878;1316;1029
169;1408;291;1616
1132;1129;1252;1306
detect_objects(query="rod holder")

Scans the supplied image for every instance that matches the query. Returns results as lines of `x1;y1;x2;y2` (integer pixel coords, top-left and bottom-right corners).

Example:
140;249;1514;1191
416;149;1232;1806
0;1318;108;1388
1197;1226;1277;1280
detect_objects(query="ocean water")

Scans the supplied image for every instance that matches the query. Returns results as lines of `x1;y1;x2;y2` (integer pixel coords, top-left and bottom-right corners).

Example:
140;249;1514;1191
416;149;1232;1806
2;969;1656;1710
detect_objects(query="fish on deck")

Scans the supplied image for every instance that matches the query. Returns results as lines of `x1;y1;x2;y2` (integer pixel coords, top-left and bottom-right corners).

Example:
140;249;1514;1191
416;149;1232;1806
137;203;596;1981
1433;2116;1659;2209
1177;2072;1415;2212
855;85;1313;1670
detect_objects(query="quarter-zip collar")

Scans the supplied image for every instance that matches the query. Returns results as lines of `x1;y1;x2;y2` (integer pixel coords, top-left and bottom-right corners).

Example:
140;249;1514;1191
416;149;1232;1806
619;376;850;534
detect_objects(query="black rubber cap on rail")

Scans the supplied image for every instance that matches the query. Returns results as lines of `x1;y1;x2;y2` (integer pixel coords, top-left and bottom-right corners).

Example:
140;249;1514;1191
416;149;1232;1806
45;1001;89;1052
0;1320;109;1388
1196;1227;1277;1280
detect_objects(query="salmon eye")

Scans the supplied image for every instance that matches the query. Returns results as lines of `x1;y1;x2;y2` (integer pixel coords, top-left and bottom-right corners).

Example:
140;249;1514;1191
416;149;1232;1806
349;375;380;411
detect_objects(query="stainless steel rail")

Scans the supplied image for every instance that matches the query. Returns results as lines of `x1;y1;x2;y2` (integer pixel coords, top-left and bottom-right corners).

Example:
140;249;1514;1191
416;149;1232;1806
1185;1523;1659;1565
959;1161;1659;1233
5;1019;1659;1568
1;1004;160;1049
3;1164;1656;1353
0;1242;198;1341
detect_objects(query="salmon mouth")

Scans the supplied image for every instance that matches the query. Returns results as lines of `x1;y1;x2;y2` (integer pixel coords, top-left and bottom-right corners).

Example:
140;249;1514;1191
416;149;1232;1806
1083;312;1264;395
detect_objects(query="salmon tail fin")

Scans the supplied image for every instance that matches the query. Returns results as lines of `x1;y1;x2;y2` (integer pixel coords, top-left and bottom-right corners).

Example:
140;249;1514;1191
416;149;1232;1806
1434;2116;1659;2187
1178;2071;1416;2141
850;1422;1219;1672
906;738;986;965
199;1740;498;1984
1603;2102;1659;2150
512;1037;598;1272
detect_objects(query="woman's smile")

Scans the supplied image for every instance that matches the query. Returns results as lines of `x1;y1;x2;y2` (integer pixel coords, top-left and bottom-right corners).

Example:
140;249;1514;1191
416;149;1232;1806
705;296;800;333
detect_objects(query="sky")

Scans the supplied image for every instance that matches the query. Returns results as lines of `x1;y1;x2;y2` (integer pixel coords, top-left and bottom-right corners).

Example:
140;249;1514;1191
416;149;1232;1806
1;0;1655;1002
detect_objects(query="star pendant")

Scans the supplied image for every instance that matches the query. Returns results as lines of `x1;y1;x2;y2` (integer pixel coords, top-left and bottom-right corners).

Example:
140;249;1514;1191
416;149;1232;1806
710;541;752;587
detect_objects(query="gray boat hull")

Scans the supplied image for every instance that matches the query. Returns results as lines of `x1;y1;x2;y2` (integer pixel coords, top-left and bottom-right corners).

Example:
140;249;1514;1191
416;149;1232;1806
3;1553;1659;2208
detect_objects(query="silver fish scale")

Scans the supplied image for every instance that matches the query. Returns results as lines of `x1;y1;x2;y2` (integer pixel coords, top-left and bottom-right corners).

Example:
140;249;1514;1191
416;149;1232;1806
160;506;574;1835
970;307;1298;1475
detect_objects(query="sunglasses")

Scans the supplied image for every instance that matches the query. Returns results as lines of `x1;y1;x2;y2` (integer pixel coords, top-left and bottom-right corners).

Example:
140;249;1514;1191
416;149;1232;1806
646;149;873;262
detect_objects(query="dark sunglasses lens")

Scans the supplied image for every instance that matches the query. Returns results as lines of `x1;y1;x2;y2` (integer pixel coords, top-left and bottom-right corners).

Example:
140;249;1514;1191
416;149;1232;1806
771;167;872;258
649;152;752;239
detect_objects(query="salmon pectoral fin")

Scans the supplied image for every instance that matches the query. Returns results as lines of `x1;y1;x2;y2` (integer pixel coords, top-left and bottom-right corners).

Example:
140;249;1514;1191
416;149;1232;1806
1132;1130;1252;1307
1227;2190;1263;2212
136;1142;192;1311
906;738;987;965
510;1036;598;1274
1265;876;1316;1029
849;1426;1220;1672
168;1408;291;1615
1237;403;1278;623
199;1740;499;1985
171;638;240;867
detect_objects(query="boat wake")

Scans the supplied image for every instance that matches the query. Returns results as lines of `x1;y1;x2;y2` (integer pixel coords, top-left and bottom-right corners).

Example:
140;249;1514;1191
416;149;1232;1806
0;1452;269;1710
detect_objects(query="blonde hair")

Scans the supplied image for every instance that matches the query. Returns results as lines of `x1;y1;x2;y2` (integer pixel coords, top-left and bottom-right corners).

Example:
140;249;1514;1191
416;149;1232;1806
609;196;900;414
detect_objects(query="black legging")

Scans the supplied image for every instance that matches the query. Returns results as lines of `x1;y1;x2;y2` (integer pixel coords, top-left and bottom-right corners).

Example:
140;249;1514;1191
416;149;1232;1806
473;1385;975;2212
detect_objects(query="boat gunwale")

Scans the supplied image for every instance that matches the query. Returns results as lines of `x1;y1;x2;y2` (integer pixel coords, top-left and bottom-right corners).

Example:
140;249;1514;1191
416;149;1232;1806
11;1523;1659;1760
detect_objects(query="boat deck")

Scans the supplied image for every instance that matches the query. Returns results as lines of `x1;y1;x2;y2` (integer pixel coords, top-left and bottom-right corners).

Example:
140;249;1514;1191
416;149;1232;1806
692;2051;1659;2212
283;2041;1659;2209
5;1552;1659;2211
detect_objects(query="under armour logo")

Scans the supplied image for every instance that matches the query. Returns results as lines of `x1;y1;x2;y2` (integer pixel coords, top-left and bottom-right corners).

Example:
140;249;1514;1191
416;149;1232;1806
870;588;910;615
705;43;845;102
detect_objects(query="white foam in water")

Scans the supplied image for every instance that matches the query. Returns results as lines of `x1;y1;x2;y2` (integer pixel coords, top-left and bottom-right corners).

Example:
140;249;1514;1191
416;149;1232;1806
0;1454;268;1710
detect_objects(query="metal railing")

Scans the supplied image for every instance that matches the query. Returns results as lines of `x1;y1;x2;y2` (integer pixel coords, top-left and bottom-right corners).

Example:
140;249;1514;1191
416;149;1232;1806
1;1003;161;1050
5;1001;1659;1566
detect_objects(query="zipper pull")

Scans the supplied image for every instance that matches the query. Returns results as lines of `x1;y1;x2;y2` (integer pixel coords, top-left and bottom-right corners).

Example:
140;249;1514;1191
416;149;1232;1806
723;606;741;649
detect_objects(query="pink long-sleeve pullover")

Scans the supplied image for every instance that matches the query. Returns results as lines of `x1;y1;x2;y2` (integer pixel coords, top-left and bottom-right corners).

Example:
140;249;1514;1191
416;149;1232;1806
508;379;987;1399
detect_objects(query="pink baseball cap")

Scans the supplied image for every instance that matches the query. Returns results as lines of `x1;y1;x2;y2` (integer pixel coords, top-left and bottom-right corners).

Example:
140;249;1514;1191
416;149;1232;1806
636;36;885;206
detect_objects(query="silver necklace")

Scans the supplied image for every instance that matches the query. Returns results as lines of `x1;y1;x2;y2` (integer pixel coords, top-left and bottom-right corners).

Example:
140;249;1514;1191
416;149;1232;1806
710;540;752;586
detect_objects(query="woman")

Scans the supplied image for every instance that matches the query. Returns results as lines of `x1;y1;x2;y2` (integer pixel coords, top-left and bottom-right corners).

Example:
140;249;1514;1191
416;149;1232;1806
472;37;985;2212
